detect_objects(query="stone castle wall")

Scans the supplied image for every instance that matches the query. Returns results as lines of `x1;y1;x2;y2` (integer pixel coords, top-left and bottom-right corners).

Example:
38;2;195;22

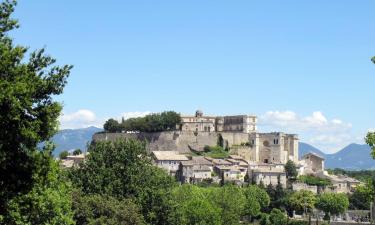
92;131;250;153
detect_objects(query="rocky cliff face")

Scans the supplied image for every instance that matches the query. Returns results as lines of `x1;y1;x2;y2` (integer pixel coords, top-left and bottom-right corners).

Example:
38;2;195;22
92;131;250;153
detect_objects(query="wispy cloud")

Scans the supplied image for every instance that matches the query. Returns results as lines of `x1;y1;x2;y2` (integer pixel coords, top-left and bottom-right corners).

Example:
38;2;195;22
59;110;151;130
259;110;354;153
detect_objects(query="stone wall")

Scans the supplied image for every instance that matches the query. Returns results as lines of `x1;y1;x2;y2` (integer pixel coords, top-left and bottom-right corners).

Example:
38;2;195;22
92;131;251;153
93;131;217;153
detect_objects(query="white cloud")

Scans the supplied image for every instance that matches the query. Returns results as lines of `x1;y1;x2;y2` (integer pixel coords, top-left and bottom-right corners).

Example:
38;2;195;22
259;110;354;153
59;110;152;130
119;111;151;120
59;109;102;129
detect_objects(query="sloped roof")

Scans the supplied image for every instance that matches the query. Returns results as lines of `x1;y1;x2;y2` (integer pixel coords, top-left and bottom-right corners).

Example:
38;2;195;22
303;152;325;160
152;151;189;161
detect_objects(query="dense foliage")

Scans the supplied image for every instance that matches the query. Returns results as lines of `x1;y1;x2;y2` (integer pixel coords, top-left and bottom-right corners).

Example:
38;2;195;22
315;193;349;220
68;139;176;225
0;0;71;202
72;192;145;225
0;0;73;222
366;132;375;159
202;145;230;158
285;160;298;180
349;180;374;210
297;175;331;187
103;111;181;133
1;155;74;224
288;190;316;214
59;150;69;159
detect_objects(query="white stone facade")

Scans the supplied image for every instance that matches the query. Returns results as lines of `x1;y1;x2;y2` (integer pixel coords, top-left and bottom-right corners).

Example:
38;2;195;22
181;110;257;134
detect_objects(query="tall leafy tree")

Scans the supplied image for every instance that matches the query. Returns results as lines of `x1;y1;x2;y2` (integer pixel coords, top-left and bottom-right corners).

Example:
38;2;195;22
288;190;316;215
349;181;374;210
285;160;298;180
269;209;287;225
168;185;221;225
72;191;145;225
315;192;349;220
242;185;270;221
69;139;176;225
367;57;375;157
1;154;74;224
0;0;72;214
208;185;246;225
366;132;375;159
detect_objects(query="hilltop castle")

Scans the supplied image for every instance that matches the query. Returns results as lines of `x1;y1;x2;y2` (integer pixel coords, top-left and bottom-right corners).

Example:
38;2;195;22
180;110;299;164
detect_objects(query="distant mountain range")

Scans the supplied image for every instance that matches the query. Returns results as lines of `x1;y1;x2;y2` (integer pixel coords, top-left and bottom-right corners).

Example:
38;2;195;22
49;126;103;156
299;142;375;170
49;127;375;170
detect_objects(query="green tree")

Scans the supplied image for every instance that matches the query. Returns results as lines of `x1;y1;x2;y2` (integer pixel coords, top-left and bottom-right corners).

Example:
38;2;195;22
0;0;72;214
2;153;74;224
288;190;316;215
59;150;69;159
103;118;121;132
285;160;298;180
69;139;176;225
72;192;145;225
315;193;349;220
73;149;82;155
208;185;246;225
168;185;222;225
269;208;287;225
184;198;221;225
243;185;270;220
349;181;374;210
371;56;375;64
366;132;375;159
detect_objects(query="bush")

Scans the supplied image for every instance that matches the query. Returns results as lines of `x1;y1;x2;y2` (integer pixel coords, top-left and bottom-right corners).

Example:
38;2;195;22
59;150;69;159
297;175;331;187
269;208;287;225
203;146;229;158
73;149;82;155
288;221;308;225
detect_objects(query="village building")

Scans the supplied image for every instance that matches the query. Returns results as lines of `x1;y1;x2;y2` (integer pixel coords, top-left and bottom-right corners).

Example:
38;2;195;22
299;152;325;174
60;153;88;168
249;167;287;188
151;151;189;176
214;165;248;182
177;156;214;183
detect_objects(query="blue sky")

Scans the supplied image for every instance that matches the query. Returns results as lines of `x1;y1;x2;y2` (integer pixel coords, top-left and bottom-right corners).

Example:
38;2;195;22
11;1;375;153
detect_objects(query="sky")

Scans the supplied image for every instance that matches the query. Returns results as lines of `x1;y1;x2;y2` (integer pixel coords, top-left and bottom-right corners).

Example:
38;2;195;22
10;1;375;153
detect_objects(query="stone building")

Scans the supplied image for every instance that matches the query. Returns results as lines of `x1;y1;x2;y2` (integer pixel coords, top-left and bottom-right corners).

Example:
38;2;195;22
151;151;189;176
249;167;287;188
300;152;325;174
230;132;299;164
180;110;257;133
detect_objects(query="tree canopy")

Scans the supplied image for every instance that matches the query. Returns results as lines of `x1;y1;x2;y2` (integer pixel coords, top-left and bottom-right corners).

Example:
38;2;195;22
0;0;72;217
315;193;349;219
288;190;316;214
68;139;176;225
365;132;375;159
285;160;298;180
103;111;181;133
